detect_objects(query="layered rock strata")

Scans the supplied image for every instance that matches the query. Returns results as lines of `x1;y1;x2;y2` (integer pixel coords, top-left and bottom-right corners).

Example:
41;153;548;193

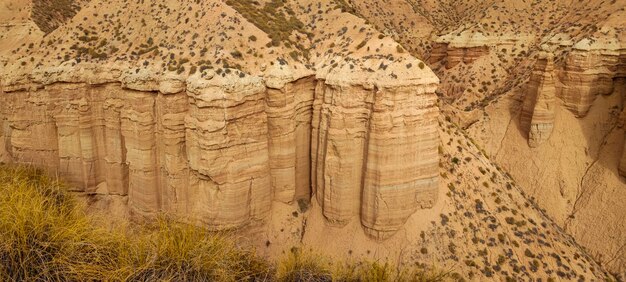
429;43;490;69
0;61;439;239
427;31;530;68
312;64;439;238
521;39;626;178
520;53;556;147
557;41;622;117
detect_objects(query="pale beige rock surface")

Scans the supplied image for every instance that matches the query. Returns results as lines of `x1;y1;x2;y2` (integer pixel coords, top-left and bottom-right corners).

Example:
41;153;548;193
468;80;626;276
521;52;556;147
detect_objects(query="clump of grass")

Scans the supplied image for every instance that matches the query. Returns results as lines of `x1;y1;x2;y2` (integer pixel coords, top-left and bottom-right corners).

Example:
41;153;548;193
0;165;270;281
277;247;333;281
279;248;450;282
333;260;392;281
0;165;106;281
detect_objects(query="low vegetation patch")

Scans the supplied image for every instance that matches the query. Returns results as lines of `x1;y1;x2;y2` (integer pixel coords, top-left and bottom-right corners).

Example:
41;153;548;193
0;165;270;281
0;165;448;281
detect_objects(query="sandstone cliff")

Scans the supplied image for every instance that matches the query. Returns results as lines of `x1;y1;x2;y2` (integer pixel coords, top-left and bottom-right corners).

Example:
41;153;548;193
0;0;444;239
0;56;439;239
557;38;622;118
520;34;626;165
429;32;493;66
520;52;556;147
466;35;626;277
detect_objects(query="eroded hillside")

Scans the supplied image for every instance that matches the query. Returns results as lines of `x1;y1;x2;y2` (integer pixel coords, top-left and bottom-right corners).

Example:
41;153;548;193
0;0;624;279
347;0;626;276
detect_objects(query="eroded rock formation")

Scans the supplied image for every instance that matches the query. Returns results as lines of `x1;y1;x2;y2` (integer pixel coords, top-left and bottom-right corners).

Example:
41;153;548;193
557;40;622;117
521;52;556;147
521;39;626;154
429;43;490;69
312;64;439;238
0;60;439;239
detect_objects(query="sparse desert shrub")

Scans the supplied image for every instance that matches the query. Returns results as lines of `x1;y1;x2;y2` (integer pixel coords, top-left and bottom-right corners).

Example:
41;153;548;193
334;260;392;281
356;39;368;50
505;217;515;225
338;260;450;282
451;157;460;165
280;249;401;281
440;214;450;226
230;50;243;59
225;0;310;49
297;198;310;212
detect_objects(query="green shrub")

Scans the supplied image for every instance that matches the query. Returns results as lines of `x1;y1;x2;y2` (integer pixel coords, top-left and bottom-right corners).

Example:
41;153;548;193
451;157;460;164
356;40;368;50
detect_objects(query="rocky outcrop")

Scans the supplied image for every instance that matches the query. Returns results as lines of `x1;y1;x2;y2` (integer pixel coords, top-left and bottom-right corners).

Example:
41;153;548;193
312;62;439;238
265;75;316;204
521;52;556;147
429;42;489;68
620;103;626;177
428;31;533;69
0;58;439;239
557;40;621;117
522;37;626;150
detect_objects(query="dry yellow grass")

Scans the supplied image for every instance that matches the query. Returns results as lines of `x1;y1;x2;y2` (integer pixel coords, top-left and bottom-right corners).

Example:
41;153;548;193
0;165;449;281
0;165;271;281
276;247;451;281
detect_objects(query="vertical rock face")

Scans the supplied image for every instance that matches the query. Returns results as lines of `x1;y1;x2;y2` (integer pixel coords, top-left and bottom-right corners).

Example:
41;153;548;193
0;61;440;239
521;53;556;147
265;76;316;204
615;47;626;180
311;61;440;239
360;83;439;238
427;32;508;70
312;82;372;225
446;46;490;69
557;46;620;117
620;104;626;177
184;75;271;229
